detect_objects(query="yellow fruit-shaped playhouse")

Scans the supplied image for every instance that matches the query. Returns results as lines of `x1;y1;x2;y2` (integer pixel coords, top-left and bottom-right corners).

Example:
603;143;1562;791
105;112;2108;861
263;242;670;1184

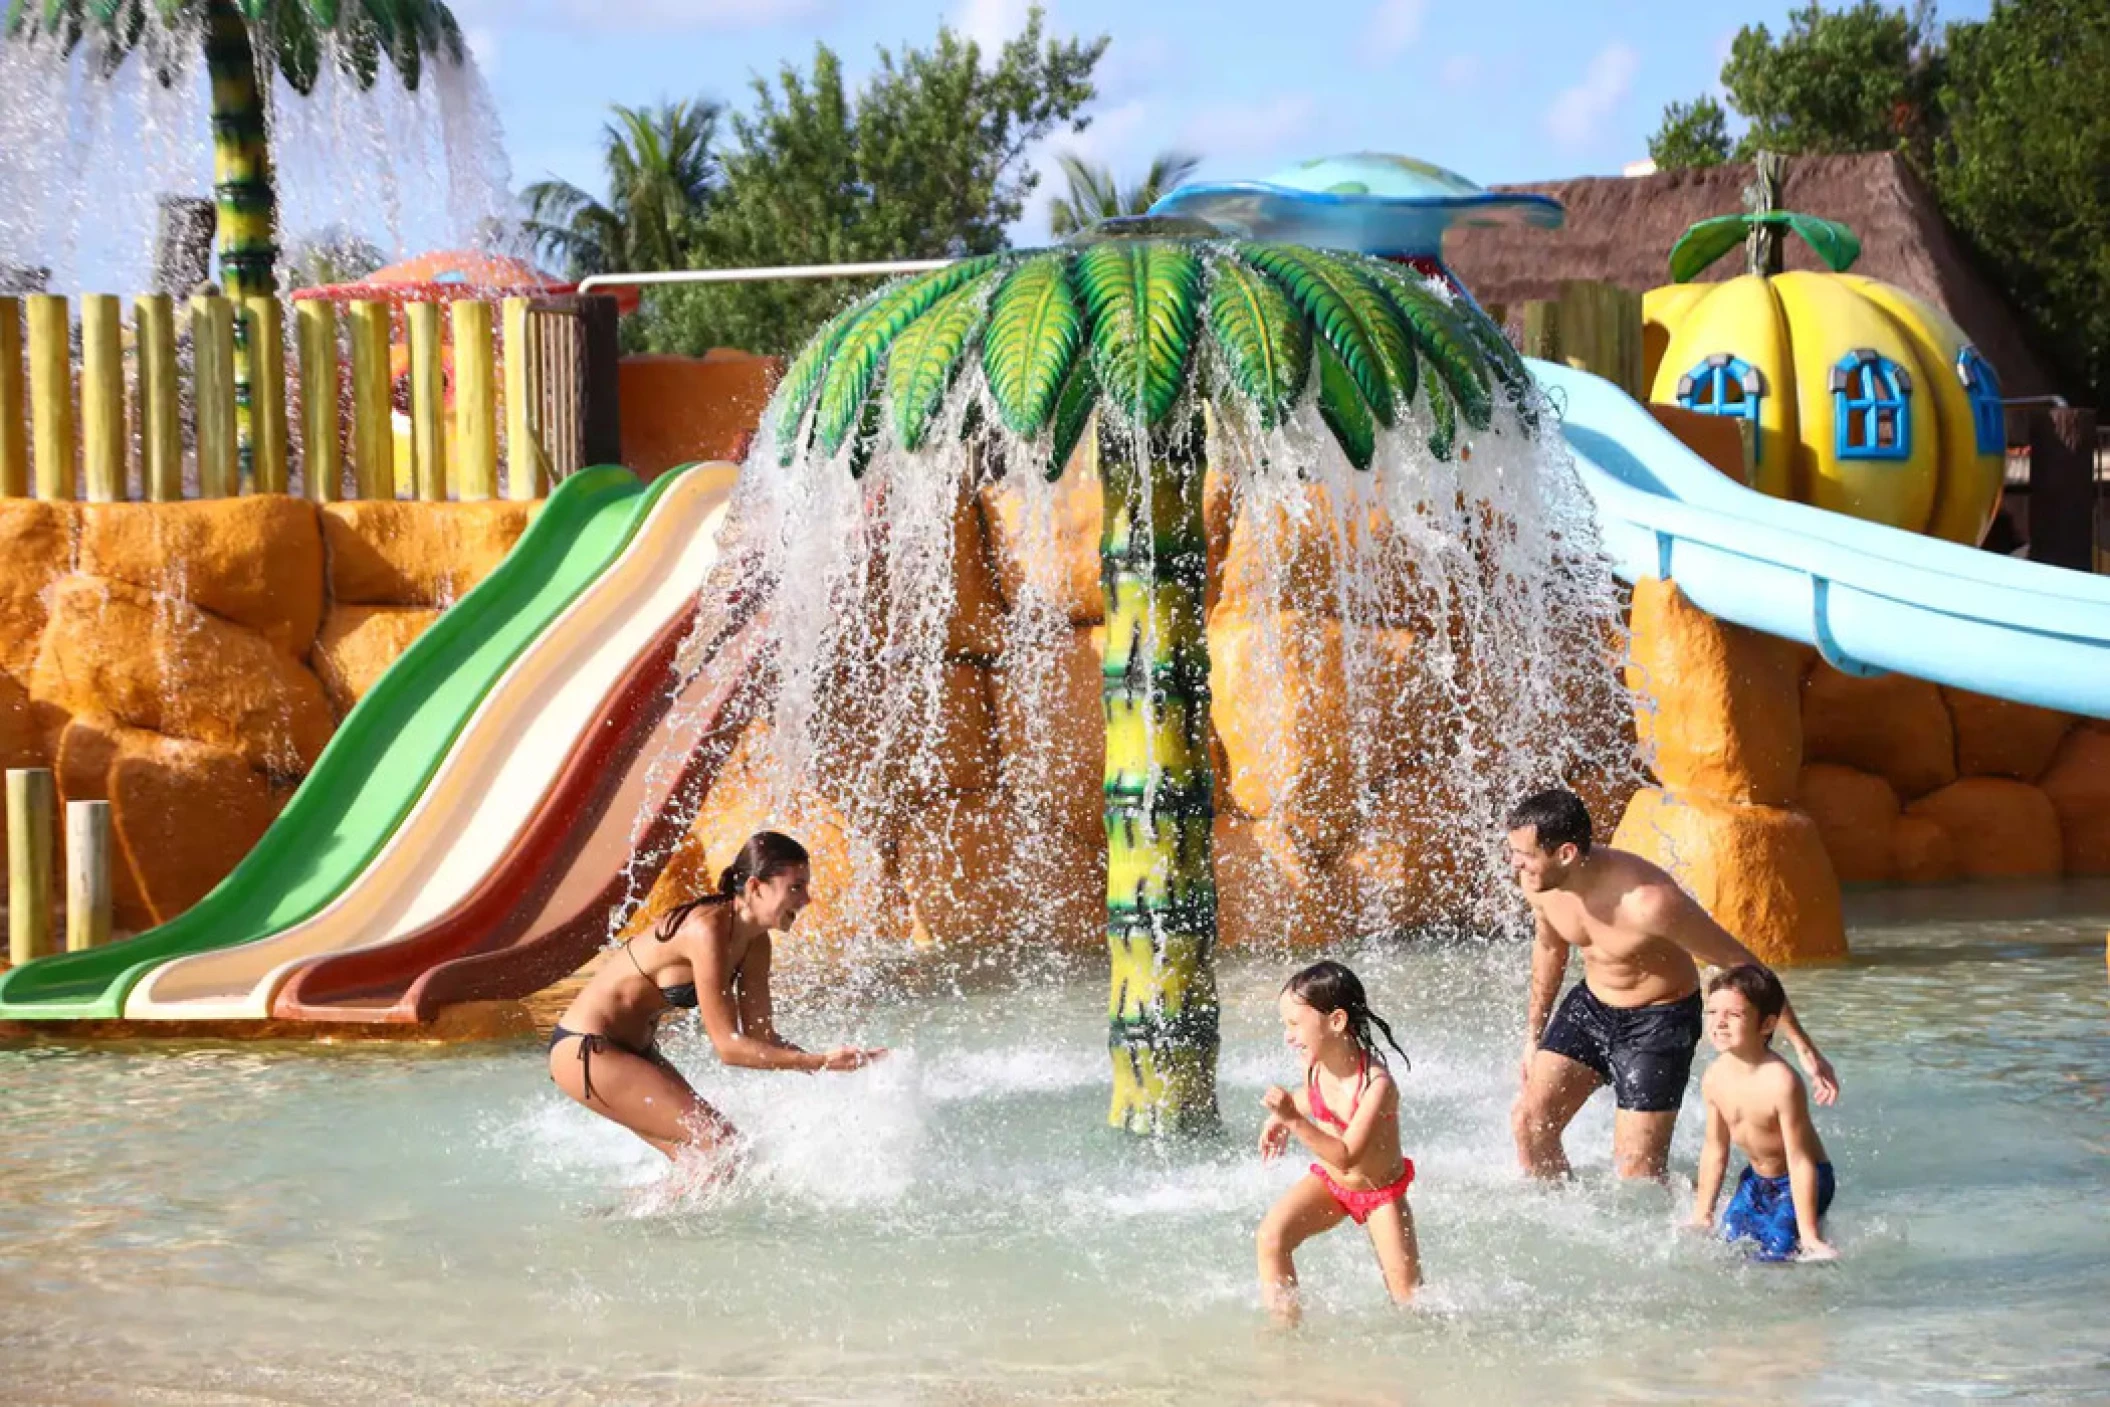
1641;210;2006;544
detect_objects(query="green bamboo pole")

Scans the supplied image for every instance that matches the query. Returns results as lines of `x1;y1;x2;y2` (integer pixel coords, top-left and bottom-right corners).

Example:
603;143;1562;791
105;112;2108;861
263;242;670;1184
347;300;394;499
244;296;289;494
451;300;497;500
136;295;183;502
79;295;127;502
295;300;341;502
191;294;238;499
407;301;446;501
501;296;545;500
0;297;23;497
26;295;74;501
1101;420;1220;1136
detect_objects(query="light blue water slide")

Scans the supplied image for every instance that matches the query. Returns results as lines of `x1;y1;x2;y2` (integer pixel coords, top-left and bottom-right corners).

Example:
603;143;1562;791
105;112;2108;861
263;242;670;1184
1533;358;2110;721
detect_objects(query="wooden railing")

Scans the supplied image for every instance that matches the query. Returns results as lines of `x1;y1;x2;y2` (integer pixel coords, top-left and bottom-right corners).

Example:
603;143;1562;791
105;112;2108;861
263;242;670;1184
0;291;621;503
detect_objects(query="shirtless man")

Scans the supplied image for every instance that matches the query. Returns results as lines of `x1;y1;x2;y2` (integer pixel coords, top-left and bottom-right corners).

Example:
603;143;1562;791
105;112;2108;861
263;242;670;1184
1504;788;1838;1180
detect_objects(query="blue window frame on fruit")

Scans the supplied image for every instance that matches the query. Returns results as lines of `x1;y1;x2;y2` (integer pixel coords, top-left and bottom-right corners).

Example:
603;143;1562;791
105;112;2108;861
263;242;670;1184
1831;349;1912;460
1956;347;2004;455
1675;353;1766;455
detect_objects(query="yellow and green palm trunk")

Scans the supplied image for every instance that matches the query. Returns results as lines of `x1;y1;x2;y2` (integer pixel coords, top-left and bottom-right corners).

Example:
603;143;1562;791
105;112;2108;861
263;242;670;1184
205;0;277;483
1102;421;1219;1136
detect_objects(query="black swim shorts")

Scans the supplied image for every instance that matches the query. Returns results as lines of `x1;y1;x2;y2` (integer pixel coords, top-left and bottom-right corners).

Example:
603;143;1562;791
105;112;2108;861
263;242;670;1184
1538;983;1703;1112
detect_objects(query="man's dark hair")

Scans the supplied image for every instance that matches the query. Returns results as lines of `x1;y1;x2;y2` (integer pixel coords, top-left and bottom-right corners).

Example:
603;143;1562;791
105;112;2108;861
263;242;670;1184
1506;788;1593;855
1706;963;1787;1023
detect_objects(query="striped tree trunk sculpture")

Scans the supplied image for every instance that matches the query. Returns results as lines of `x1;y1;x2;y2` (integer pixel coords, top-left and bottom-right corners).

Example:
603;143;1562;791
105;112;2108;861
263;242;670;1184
205;0;275;480
1101;418;1219;1134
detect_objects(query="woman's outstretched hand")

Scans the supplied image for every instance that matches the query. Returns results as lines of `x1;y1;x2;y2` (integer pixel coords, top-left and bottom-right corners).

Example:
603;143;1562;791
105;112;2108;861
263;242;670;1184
818;1046;889;1072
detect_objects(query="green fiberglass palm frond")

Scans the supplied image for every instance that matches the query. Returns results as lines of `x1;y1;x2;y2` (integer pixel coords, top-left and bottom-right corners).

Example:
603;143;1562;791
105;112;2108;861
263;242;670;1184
773;233;1529;474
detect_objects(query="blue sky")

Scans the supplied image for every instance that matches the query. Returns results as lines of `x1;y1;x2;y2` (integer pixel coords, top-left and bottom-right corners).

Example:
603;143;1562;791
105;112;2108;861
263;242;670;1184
448;0;1992;245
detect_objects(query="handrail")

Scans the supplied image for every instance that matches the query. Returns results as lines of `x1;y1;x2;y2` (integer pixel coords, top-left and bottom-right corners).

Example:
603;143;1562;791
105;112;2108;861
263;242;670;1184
577;259;957;296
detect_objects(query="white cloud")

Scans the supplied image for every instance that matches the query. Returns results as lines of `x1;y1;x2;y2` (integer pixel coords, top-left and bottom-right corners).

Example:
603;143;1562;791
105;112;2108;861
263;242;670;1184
1364;0;1426;65
1545;42;1639;150
1438;54;1481;91
953;0;1038;50
1178;94;1319;165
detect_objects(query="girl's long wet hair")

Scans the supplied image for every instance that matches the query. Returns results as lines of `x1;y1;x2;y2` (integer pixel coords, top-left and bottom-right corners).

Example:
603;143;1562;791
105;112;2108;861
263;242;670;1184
654;830;811;942
1283;960;1409;1070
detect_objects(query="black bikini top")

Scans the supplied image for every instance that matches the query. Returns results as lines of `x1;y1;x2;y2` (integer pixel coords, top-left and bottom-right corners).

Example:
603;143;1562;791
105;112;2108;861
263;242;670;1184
626;941;698;1009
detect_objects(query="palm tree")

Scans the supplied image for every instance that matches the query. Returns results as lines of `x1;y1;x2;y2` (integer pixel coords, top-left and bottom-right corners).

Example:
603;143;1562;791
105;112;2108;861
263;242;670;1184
1048;151;1201;237
772;221;1532;1135
5;0;467;476
523;101;722;279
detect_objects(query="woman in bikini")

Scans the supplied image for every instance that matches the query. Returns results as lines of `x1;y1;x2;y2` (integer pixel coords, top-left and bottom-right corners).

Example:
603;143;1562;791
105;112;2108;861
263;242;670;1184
547;830;886;1160
1257;960;1421;1324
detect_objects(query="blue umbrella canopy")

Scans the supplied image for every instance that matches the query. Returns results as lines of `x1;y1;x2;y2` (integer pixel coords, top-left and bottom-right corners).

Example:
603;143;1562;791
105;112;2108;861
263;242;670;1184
1149;152;1563;261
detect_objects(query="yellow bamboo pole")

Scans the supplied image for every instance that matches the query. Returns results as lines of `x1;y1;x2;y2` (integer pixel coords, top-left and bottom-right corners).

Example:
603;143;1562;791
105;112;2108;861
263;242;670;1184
502;296;546;500
27;294;74;500
0;297;25;498
79;294;127;502
295;299;341;502
407;301;446;501
347;300;394;500
191;294;238;498
451;300;497;500
244;296;289;494
7;767;54;967
136;294;182;502
64;799;111;953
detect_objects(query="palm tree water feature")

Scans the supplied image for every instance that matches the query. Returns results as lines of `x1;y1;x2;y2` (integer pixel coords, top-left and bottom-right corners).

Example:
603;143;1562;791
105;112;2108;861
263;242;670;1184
737;209;1634;1136
0;0;508;479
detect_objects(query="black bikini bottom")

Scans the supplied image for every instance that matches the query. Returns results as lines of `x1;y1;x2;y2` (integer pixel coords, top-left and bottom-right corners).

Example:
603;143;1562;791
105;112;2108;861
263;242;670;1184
549;1023;681;1104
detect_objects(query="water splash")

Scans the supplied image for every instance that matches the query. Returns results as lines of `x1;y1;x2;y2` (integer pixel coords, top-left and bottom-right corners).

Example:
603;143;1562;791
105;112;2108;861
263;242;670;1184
0;20;513;296
712;261;1643;965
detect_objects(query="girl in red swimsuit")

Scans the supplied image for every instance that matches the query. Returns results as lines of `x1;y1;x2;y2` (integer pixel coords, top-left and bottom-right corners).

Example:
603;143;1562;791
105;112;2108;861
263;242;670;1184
1257;960;1421;1324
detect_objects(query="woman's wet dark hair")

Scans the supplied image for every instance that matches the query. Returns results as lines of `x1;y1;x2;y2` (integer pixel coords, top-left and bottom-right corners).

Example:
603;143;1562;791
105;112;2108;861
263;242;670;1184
1282;960;1408;1070
655;830;811;941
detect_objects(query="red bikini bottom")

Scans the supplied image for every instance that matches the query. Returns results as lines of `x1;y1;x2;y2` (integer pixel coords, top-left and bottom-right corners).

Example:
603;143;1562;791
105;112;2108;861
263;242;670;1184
1312;1160;1416;1224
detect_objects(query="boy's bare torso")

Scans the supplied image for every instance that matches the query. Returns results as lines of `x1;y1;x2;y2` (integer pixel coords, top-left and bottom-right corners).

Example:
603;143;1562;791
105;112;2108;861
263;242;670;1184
1703;1054;1823;1177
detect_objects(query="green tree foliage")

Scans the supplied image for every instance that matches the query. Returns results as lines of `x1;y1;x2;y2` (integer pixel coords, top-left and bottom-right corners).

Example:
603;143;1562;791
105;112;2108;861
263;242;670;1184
284;225;386;288
1047;151;1202;235
1934;0;2110;408
630;9;1105;357
1649;2;1944;164
1648;96;1733;169
523;101;721;278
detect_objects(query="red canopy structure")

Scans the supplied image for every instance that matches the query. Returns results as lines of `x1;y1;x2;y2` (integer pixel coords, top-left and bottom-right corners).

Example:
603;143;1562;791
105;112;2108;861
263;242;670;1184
291;249;643;405
291;249;643;315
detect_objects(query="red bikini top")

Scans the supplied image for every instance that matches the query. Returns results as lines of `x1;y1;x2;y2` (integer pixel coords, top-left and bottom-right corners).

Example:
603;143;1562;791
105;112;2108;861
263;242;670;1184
1307;1055;1373;1131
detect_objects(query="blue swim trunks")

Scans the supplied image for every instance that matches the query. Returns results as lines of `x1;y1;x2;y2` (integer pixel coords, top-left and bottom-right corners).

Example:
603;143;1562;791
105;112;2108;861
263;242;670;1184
1720;1161;1836;1261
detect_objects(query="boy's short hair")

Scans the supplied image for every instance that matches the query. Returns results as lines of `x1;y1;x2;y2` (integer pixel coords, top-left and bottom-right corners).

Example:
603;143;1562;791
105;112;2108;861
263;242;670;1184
1707;963;1787;1021
1506;788;1593;855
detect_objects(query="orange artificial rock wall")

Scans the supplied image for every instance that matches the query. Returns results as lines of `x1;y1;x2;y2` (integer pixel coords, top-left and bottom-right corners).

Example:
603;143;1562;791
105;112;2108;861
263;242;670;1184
618;352;781;480
0;495;534;933
1621;574;2110;964
1615;579;1847;965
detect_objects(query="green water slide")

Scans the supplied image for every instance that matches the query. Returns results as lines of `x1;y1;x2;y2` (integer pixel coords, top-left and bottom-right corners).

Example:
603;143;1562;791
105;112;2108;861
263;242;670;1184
0;465;677;1021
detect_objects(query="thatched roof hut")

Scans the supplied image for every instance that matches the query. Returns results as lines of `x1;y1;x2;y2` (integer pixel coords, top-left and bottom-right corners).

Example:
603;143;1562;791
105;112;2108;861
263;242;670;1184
1446;152;2056;398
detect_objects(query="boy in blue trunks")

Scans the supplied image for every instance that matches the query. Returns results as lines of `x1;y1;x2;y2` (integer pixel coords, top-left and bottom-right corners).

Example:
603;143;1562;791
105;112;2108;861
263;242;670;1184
1506;789;1839;1181
1691;964;1838;1260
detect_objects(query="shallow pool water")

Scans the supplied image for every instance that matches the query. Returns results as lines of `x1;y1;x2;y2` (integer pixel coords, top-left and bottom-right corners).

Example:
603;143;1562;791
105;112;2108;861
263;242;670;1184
3;885;2107;1405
